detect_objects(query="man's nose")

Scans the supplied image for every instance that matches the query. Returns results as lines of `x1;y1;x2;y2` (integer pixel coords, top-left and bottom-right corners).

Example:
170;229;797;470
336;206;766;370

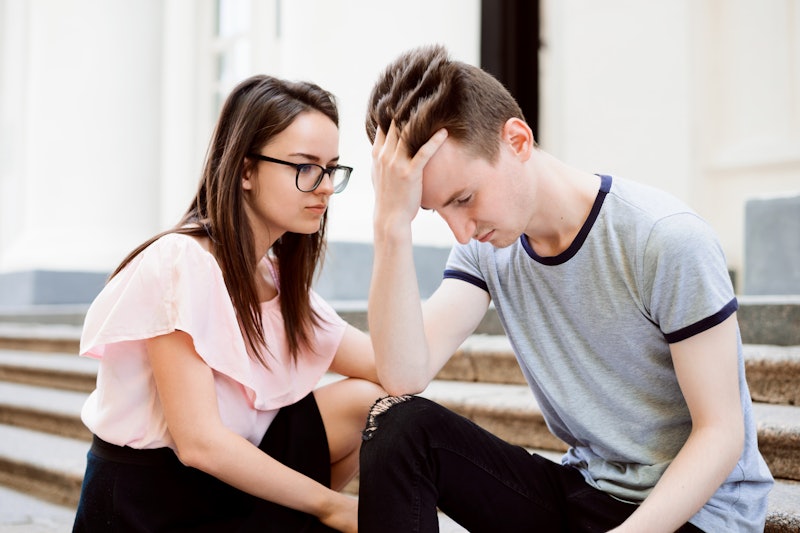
443;213;474;245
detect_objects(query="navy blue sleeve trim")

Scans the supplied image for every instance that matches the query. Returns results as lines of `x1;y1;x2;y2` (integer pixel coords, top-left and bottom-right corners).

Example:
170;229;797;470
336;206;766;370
443;269;489;293
663;297;739;344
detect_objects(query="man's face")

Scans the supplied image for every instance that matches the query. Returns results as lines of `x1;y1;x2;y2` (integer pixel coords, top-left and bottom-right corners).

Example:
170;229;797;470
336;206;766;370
420;138;531;248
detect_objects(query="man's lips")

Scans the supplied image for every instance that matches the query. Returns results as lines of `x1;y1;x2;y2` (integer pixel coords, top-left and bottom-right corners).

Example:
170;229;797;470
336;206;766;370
477;230;494;243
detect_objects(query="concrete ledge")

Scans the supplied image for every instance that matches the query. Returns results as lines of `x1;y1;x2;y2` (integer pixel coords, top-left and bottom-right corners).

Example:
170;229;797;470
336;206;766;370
738;295;800;346
0;425;86;508
0;271;106;308
0;382;90;441
745;345;800;405
767;480;800;532
345;297;800;344
1;295;799;346
744;194;800;296
757;403;800;481
0;324;82;353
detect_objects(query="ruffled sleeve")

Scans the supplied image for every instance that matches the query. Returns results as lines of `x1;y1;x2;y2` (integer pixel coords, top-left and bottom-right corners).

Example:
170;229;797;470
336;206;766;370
81;233;345;412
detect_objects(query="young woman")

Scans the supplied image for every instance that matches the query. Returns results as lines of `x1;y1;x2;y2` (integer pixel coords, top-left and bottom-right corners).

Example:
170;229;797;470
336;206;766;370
72;75;383;532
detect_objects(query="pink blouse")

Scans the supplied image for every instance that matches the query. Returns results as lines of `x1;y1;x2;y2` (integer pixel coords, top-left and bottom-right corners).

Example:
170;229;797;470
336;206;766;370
79;233;347;450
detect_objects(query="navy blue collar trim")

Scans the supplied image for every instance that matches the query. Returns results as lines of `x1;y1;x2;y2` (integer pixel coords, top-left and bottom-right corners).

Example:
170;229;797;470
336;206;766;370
520;174;612;265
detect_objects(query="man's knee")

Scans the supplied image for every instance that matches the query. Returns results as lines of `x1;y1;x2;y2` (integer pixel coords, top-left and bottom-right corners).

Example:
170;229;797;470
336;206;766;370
361;394;415;442
361;395;454;443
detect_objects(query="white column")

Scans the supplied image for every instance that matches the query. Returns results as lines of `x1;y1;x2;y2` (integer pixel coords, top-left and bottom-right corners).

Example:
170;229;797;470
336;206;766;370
0;0;31;269
0;0;163;274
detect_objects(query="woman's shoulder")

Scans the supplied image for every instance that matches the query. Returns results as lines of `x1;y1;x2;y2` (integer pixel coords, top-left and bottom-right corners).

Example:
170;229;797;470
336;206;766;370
149;231;212;256
105;232;224;304
129;232;217;274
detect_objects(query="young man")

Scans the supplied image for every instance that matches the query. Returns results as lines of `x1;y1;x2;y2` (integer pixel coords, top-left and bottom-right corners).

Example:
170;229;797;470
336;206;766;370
358;44;773;532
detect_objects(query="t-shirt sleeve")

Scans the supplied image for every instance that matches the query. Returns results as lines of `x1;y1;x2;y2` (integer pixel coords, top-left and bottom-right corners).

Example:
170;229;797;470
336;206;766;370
444;241;489;292
642;213;738;343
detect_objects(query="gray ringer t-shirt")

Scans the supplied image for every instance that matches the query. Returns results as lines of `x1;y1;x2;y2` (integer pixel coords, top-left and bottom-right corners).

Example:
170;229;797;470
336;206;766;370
444;175;773;532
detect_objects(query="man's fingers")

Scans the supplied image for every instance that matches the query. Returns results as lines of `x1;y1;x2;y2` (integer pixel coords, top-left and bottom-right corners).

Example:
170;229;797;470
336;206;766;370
411;128;448;168
372;120;403;159
373;123;448;180
371;126;387;157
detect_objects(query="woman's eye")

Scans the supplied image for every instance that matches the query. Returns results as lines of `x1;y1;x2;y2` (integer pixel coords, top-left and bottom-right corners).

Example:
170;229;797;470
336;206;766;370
297;164;317;175
456;195;472;205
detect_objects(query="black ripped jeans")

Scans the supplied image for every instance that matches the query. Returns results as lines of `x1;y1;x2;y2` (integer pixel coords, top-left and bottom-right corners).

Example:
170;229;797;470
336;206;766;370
358;396;703;533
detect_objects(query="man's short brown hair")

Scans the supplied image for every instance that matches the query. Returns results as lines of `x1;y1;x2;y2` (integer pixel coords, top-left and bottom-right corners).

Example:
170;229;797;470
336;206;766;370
366;44;526;162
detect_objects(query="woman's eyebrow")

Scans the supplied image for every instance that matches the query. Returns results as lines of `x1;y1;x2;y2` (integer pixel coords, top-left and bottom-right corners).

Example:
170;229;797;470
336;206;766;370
287;152;340;165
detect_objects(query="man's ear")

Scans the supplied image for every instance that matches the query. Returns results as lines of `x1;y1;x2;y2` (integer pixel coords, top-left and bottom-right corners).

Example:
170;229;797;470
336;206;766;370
501;118;534;161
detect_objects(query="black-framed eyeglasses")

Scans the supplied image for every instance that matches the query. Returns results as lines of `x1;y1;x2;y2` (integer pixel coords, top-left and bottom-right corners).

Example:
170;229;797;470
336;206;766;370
248;154;352;193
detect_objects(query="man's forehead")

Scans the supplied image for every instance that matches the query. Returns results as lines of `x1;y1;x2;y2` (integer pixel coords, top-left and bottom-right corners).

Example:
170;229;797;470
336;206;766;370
419;176;454;212
420;141;469;210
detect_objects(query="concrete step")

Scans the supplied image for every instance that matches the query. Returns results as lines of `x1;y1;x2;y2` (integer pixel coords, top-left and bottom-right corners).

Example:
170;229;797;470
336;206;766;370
0;324;81;354
1;293;799;352
2;370;800;482
744;344;800;406
0;424;86;508
3;336;800;409
767;480;800;533
0;351;97;393
419;380;800;483
439;335;800;405
0;382;90;441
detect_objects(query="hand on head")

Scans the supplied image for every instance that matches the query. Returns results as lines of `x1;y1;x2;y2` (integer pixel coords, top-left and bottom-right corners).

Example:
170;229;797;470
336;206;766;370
371;120;448;227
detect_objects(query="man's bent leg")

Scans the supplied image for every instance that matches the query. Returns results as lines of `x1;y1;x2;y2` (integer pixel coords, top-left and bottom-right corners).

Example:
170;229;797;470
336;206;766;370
358;396;568;533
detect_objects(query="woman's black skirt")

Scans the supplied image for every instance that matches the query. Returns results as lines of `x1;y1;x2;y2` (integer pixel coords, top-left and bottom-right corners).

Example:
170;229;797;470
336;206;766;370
72;392;337;532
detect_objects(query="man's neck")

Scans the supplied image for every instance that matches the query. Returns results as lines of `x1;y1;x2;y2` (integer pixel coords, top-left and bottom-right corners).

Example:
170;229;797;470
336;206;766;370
523;154;601;257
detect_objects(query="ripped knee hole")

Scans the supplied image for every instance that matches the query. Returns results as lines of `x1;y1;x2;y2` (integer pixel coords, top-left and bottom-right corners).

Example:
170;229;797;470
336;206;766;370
361;395;414;441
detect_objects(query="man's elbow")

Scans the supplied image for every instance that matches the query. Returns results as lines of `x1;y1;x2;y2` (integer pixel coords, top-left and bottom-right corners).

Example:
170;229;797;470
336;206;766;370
379;373;428;397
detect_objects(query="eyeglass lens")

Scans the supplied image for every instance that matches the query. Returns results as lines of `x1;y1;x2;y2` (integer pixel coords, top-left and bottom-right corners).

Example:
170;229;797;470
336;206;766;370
296;165;349;193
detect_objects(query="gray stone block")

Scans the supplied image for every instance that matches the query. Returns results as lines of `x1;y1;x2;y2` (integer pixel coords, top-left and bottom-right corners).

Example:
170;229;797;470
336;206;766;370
744;194;800;295
0;270;107;307
314;241;450;301
0;242;452;307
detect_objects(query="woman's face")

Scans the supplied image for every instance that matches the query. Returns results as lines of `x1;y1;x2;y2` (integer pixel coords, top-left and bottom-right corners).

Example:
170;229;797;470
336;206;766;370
242;110;341;248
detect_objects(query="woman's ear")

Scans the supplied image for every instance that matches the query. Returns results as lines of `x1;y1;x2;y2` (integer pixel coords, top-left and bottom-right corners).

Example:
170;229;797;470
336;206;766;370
501;118;535;161
242;160;255;191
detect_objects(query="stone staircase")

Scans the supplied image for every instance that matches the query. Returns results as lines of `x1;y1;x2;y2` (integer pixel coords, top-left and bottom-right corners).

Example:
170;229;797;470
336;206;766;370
0;297;799;531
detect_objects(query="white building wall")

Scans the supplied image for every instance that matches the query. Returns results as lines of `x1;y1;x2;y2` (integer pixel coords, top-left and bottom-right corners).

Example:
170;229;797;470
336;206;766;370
540;0;694;199
539;0;800;287
0;0;798;301
0;0;164;273
691;0;800;280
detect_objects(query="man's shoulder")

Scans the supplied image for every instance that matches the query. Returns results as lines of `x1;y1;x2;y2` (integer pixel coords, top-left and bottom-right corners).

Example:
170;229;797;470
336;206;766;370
606;176;694;221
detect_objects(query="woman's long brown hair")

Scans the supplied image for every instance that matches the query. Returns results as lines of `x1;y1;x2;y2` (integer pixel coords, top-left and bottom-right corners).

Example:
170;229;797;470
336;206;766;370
110;75;339;366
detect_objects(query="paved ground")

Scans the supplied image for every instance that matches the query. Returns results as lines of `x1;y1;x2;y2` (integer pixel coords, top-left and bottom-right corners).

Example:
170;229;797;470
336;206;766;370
0;485;468;533
0;486;74;532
